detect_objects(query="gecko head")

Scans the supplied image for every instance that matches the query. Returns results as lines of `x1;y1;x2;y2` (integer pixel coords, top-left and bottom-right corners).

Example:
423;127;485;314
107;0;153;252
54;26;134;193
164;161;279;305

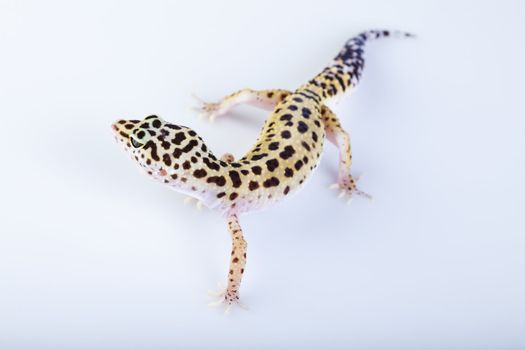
111;115;209;181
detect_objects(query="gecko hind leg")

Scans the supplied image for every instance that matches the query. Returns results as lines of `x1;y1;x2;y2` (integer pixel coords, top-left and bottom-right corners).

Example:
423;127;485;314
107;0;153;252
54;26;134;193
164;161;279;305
192;88;292;121
208;214;248;313
322;106;372;203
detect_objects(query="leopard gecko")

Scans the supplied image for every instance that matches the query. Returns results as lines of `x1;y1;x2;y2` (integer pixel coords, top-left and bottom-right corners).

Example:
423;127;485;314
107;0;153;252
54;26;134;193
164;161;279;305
112;30;413;311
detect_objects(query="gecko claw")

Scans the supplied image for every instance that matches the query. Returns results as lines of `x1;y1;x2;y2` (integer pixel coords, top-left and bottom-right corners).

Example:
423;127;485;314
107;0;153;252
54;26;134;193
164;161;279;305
224;305;232;315
208;299;225;307
196;200;204;210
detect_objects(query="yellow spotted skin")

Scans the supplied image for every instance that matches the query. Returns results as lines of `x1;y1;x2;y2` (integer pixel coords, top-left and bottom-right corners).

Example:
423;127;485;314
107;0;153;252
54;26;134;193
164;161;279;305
112;30;413;309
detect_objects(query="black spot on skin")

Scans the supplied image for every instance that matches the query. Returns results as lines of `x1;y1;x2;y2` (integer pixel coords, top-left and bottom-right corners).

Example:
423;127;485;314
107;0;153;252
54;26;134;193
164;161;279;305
170;174;178;180
124;124;134;130
267;92;274;98
165;124;181;130
335;74;346;91
288;105;298;111
140;123;150;129
263;177;280;188
162;154;172;166
301;141;311;151
302;108;311;118
137;130;146;139
203;157;220;171
251;166;262;175
268;142;280;150
281;130;291;139
188;130;196;136
279;145;295;160
173;148;182;158
284;168;294;177
190;156;197;163
240;169;249;175
297;121;308;133
217;192;226;198
119;131;129;138
152;119;161;128
229;192;238;200
143;141;160;161
182;161;191;170
201;144;208;152
251;153;268;161
312;131;318;142
314;120;321;128
292;97;303;103
230;162;242;168
161;141;171;150
265;159;279;172
284;186;290;195
193;169;207;178
172;132;186;145
145;115;158;120
294;160;304;170
229;171;242;188
181;139;199;153
280;114;293;121
248;181;259;191
207;176;226;186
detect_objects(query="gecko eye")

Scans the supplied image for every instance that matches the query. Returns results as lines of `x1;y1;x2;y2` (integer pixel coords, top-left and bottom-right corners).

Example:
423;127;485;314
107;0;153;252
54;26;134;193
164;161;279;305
130;136;143;148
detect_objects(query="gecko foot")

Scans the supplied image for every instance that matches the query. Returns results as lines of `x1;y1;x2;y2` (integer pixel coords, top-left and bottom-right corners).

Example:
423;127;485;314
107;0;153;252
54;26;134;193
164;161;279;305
190;94;224;122
207;283;248;314
220;153;235;163
329;174;372;204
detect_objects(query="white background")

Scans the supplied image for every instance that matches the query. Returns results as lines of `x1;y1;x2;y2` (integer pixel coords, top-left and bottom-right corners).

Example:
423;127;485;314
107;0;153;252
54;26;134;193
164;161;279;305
1;0;524;349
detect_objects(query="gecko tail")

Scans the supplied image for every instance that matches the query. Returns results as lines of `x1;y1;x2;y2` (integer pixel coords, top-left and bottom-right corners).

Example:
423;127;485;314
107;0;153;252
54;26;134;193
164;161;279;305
297;29;414;102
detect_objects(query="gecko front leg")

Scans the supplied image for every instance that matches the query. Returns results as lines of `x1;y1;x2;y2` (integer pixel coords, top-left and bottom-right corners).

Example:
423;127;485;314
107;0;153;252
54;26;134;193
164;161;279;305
210;214;248;312
193;88;292;121
322;106;372;202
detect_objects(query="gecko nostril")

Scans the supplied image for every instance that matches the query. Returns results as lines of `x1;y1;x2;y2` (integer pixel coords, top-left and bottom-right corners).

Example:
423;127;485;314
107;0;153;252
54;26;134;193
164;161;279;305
111;124;118;131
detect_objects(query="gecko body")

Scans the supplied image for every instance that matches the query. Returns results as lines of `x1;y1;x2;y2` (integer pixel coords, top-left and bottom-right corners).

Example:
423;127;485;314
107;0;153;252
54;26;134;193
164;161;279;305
112;30;413;308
